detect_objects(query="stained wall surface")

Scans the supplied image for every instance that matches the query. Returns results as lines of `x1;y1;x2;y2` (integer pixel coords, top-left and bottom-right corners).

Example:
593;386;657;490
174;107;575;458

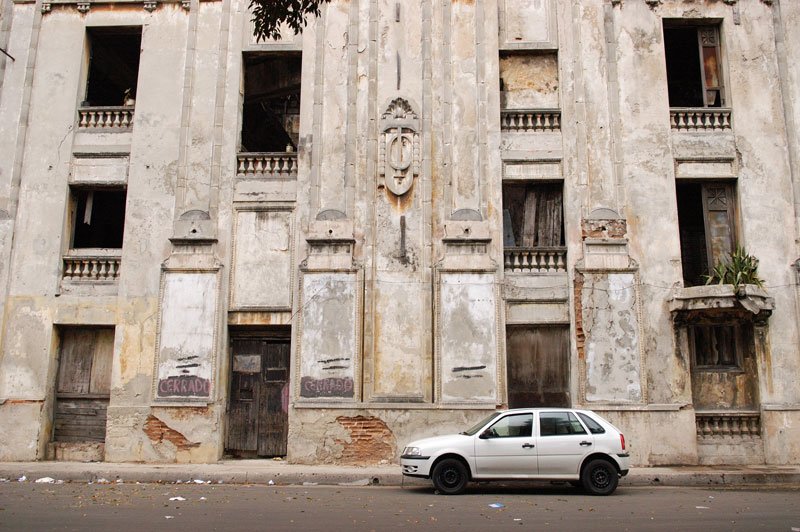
0;0;798;468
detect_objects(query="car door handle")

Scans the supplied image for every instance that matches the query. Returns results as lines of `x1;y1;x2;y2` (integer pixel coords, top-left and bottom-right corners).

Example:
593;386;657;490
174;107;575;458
522;443;535;449
579;441;592;447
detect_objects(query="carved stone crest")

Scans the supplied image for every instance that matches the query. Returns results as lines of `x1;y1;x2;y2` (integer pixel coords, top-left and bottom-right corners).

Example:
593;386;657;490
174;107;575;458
379;98;420;196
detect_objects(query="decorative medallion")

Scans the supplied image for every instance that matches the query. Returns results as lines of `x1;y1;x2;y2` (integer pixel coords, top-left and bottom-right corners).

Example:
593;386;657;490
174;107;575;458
379;98;420;196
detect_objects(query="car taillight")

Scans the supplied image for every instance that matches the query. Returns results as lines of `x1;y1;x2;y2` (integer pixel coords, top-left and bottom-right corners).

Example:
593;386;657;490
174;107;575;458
620;434;626;451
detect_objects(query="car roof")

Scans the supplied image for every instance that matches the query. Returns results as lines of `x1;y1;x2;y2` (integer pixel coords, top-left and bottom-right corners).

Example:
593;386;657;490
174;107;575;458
498;407;593;414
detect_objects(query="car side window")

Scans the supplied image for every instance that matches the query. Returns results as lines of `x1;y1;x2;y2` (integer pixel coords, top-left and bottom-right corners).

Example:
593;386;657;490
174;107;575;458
577;412;606;434
486;413;533;438
539;412;587;436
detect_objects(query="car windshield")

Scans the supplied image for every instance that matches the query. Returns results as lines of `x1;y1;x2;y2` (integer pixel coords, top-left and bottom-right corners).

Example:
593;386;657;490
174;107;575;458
461;412;503;436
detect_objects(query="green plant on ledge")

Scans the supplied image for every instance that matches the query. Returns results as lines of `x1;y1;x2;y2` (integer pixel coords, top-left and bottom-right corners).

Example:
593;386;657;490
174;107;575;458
704;245;765;292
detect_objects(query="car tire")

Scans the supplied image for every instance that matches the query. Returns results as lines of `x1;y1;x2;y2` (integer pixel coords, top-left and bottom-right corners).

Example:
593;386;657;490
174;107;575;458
581;458;619;496
431;458;469;495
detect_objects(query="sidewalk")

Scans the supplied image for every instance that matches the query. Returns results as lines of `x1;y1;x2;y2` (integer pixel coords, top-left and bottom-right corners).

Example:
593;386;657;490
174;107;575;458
2;460;800;488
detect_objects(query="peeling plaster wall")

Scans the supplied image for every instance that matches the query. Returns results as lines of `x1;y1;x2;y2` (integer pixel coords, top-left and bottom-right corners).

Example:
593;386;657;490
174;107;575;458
2;0;800;467
581;272;643;404
288;408;495;465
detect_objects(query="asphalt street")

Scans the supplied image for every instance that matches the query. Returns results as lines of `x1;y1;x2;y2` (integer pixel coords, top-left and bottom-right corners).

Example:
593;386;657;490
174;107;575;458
1;482;799;531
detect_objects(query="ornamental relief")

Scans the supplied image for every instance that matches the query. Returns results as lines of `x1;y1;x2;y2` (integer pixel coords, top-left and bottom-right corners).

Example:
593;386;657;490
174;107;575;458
379;98;420;197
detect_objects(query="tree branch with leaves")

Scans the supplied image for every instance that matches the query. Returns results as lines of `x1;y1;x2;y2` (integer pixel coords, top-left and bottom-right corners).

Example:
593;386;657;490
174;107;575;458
249;0;332;42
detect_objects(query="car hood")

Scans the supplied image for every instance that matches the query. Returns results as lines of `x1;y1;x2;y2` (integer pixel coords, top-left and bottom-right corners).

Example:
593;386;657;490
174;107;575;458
406;433;472;451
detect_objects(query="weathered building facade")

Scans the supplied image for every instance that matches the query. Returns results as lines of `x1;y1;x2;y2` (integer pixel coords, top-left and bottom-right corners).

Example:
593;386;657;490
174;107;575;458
0;0;799;466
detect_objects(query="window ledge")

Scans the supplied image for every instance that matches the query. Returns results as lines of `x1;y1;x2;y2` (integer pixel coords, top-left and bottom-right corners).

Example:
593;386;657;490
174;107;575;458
669;284;773;321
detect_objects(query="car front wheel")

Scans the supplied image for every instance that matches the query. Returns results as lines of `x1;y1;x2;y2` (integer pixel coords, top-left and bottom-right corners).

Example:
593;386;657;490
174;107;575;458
431;458;468;495
581;458;619;496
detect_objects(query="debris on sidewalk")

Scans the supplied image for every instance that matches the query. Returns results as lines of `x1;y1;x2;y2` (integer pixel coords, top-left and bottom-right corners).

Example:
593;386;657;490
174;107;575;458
489;503;505;509
35;477;55;483
169;496;186;501
17;475;26;482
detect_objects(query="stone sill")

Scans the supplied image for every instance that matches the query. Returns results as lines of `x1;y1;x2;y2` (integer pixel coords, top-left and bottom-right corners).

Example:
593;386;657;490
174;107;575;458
669;284;774;317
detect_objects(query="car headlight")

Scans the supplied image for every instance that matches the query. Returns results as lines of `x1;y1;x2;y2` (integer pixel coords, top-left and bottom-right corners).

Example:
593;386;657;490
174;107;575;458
403;446;421;456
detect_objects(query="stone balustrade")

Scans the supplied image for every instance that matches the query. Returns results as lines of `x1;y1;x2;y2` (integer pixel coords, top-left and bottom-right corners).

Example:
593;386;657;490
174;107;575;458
500;109;561;132
504;247;567;273
237;152;298;178
670;108;731;131
78;106;135;129
63;254;121;281
695;412;761;438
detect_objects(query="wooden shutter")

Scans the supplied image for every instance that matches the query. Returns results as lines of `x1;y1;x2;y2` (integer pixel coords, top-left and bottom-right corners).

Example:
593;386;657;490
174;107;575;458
702;183;736;270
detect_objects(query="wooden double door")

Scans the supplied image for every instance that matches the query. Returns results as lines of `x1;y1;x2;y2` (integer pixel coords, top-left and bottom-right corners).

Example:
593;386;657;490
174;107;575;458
225;334;290;458
506;325;570;408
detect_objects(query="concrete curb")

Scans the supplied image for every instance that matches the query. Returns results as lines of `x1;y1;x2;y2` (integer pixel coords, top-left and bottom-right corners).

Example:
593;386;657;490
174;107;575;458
1;462;799;488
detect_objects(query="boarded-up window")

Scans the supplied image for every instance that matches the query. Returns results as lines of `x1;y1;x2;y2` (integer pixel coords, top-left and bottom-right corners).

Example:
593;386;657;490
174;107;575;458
676;181;736;286
502;183;564;248
53;328;114;442
690;323;745;368
664;24;724;108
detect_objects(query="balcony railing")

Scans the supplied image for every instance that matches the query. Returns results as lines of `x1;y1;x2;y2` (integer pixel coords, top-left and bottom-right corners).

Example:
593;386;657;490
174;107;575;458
63;253;121;282
670;108;731;132
236;152;298;178
78;106;135;129
696;412;760;438
501;109;561;132
504;247;567;273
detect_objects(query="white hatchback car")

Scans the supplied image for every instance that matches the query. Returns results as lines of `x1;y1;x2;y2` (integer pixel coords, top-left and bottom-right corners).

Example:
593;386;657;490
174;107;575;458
401;408;630;495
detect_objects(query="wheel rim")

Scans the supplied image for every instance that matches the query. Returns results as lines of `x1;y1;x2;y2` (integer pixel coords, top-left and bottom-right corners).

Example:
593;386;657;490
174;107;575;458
590;465;611;489
439;466;461;488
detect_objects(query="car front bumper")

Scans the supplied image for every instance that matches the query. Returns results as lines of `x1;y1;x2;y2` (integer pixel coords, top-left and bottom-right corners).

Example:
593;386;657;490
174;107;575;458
401;455;432;478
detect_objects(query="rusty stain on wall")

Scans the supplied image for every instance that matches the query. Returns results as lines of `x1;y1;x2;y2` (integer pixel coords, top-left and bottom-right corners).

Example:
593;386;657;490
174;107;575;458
143;415;200;451
334;415;395;464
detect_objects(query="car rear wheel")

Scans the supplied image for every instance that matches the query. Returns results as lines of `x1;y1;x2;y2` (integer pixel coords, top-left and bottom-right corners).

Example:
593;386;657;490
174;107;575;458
581;458;619;496
431;458;468;495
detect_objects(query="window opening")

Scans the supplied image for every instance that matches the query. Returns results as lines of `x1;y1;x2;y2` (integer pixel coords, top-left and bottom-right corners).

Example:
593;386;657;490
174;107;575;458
486;414;533;438
676;181;736;286
84;27;142;107
241;53;302;152
577;412;605;434
690;323;748;369
664;24;723;108
539;412;587;437
71;188;127;249
502;182;564;248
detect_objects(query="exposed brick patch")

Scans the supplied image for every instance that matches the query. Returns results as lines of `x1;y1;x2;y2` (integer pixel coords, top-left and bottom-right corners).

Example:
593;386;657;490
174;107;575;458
334;415;395;465
581;218;627;240
143;415;199;451
574;271;585;361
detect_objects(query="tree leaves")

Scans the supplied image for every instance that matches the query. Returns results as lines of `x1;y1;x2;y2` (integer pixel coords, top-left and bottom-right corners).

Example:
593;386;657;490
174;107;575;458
249;0;331;42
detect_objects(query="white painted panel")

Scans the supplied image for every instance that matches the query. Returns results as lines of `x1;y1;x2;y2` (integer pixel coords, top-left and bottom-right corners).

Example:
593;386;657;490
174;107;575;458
503;161;562;180
373;275;425;399
675;159;735;178
71;156;129;184
502;0;553;46
155;272;217;400
298;272;358;399
439;273;498;403
582;273;643;403
232;210;292;309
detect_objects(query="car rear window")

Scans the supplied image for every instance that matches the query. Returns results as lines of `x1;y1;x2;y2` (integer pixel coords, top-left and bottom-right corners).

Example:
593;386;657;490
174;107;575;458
577;412;606;434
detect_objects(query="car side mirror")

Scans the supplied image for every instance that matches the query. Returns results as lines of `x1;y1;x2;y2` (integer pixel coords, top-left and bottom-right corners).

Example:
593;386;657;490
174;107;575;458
479;429;493;439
